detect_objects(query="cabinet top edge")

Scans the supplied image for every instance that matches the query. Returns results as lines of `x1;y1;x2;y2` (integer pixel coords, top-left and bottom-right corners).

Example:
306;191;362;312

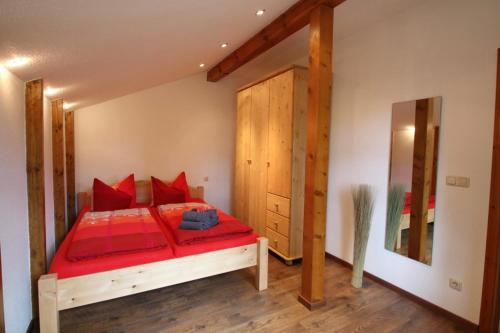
236;65;308;93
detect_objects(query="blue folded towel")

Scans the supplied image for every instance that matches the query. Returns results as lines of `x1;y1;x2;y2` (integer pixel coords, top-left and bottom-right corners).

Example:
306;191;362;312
182;209;218;223
180;209;219;230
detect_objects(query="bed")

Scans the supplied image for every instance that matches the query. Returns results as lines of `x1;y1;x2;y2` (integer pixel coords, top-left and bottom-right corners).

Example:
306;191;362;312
396;192;435;249
38;180;268;333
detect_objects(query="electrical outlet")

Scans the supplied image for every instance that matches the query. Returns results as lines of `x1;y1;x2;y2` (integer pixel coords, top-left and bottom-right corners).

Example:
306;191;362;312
449;278;463;292
203;176;209;182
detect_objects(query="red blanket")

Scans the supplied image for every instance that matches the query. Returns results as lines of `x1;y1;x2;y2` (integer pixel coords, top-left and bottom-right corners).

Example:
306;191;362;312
67;207;168;261
403;192;436;214
155;203;253;246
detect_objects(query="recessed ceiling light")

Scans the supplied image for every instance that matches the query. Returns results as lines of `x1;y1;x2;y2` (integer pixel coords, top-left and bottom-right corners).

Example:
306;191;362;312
44;87;60;96
63;102;76;110
199;63;205;68
221;43;229;48
5;57;30;68
256;9;265;16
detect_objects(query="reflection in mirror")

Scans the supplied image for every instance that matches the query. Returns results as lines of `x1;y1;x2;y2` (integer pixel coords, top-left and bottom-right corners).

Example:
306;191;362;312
385;97;441;265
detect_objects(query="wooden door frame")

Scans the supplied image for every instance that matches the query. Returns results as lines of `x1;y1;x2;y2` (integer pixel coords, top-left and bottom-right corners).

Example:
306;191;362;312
479;48;500;333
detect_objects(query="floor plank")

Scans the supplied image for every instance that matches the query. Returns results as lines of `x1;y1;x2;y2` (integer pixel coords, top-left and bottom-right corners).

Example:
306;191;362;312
56;254;474;333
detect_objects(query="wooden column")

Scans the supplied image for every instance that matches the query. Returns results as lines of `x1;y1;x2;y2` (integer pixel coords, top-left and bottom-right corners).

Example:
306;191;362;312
408;99;434;262
65;111;76;228
52;99;65;247
26;79;47;315
479;49;500;333
299;4;333;310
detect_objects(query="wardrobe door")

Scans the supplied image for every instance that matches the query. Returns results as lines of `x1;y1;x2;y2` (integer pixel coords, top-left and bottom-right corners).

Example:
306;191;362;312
233;88;252;222
268;70;293;198
248;80;270;235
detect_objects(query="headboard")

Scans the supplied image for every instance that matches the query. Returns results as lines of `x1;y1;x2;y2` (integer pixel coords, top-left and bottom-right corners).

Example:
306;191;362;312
76;180;204;213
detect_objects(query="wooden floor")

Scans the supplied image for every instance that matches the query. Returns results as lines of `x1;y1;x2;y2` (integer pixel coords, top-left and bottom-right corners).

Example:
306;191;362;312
57;254;474;333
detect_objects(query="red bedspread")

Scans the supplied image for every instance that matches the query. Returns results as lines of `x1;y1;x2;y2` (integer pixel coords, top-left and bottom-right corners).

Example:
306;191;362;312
66;207;168;261
155;203;253;245
402;192;436;214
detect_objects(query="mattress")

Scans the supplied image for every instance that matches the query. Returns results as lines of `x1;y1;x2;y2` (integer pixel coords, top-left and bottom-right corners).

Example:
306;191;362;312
49;203;257;279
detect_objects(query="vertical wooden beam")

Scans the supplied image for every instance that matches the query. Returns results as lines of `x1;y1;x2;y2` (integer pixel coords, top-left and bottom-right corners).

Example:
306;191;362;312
299;4;333;310
408;99;434;262
26;79;47;315
479;49;500;333
65;111;76;228
0;247;5;333
52;99;65;246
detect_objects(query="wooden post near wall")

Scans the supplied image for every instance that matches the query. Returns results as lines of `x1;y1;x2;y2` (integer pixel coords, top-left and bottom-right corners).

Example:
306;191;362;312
52;99;66;246
65;111;76;228
298;4;333;310
25;78;47;315
479;49;500;333
408;99;434;262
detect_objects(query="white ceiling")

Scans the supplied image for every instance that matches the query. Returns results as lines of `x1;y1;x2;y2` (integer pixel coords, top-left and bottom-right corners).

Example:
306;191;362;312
0;0;418;110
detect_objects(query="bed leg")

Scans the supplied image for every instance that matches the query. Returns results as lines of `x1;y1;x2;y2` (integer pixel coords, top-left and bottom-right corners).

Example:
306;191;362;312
38;274;59;333
255;237;268;291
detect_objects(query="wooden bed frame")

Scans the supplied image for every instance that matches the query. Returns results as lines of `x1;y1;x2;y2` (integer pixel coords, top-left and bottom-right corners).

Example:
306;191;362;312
38;180;268;333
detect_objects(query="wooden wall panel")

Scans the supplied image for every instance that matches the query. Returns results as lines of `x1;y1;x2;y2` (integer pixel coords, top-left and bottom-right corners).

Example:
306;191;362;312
479;49;500;333
52;99;66;246
233;89;252;222
408;99;434;262
65;111;76;228
299;5;333;310
25;79;47;315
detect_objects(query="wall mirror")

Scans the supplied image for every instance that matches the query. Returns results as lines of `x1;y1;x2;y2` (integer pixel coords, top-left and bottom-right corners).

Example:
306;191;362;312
385;96;442;265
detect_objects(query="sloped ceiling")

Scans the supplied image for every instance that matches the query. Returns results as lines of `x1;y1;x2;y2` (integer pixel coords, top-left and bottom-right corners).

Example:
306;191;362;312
0;0;418;110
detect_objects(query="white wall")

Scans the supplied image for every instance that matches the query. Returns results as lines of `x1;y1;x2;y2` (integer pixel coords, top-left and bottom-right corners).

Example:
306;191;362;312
327;0;500;323
0;67;32;332
390;129;414;191
75;73;240;212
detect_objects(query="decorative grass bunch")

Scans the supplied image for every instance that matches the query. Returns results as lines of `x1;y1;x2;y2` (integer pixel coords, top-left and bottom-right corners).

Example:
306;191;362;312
385;184;406;251
351;184;375;288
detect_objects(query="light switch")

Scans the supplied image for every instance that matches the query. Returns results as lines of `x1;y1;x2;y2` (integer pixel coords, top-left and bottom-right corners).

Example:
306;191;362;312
446;176;456;186
203;176;209;182
456;177;470;188
446;176;470;188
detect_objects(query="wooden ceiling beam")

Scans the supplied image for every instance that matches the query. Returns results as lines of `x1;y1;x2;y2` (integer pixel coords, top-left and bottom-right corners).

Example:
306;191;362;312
206;0;345;82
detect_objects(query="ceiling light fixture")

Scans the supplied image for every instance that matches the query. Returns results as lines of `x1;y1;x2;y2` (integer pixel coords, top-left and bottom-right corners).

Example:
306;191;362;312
44;87;60;96
199;63;205;68
256;9;265;16
221;43;229;48
63;102;76;110
5;57;30;68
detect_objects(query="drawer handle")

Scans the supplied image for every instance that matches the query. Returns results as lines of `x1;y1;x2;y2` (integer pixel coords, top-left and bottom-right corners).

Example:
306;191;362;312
247;159;252;165
274;222;279;230
274;239;278;246
274;203;279;212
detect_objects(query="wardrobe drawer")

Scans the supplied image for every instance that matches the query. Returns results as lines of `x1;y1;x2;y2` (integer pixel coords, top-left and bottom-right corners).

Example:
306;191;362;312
266;227;289;257
266;210;289;237
266;193;290;217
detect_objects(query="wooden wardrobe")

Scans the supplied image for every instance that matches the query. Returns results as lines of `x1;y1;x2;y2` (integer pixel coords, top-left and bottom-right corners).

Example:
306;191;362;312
233;65;308;263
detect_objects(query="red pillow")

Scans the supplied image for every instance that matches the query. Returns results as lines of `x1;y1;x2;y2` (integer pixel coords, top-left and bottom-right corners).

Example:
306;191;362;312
92;177;134;212
151;177;185;206
112;174;136;207
171;171;192;202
